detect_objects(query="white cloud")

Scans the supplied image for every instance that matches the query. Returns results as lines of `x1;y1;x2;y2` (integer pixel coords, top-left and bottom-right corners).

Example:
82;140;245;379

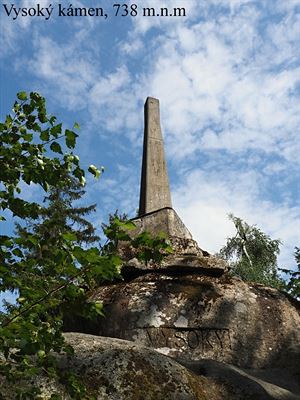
173;168;300;270
26;36;99;109
140;13;300;162
20;0;300;165
88;66;141;134
6;0;299;271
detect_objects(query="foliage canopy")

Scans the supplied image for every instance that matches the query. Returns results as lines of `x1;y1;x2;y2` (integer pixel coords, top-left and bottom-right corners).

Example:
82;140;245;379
0;92;169;398
219;214;283;288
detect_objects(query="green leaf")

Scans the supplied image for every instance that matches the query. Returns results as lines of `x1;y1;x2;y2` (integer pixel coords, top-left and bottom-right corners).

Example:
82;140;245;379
12;248;23;257
73;122;80;130
38;112;48;123
93;301;104;316
73;167;84;181
85;248;101;263
23;103;34;115
40;129;50;141
5;114;13;127
73;246;85;260
27;236;38;245
62;233;77;242
49;115;57;126
41;181;49;191
17;297;26;303
23;133;33;142
30;91;40;101
50;123;62;138
37;350;46;358
80;175;86;186
118;220;136;231
65;129;77;149
88;165;102;179
17;91;28;101
50;141;63;154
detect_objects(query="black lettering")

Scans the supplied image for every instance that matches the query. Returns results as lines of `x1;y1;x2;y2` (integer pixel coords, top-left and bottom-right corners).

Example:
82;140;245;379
215;330;224;349
67;4;74;16
75;7;87;16
160;7;168;17
28;8;36;16
145;328;155;346
58;4;66;16
113;4;128;16
21;8;27;17
2;4;14;17
160;328;169;347
113;4;120;16
173;7;186;17
120;4;128;16
130;4;137;16
201;330;214;350
95;7;104;17
174;331;187;348
187;330;199;350
143;7;155;17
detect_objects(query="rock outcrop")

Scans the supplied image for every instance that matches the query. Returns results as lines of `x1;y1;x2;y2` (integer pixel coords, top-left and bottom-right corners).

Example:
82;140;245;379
2;333;299;399
66;273;300;372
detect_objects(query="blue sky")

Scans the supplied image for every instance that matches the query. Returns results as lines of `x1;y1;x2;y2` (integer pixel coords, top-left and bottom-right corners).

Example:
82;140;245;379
1;0;300;270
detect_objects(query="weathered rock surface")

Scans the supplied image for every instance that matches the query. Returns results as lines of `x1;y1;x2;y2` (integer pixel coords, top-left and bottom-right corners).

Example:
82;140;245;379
119;224;227;275
0;333;216;400
65;274;300;371
59;333;210;399
178;358;300;400
2;333;299;399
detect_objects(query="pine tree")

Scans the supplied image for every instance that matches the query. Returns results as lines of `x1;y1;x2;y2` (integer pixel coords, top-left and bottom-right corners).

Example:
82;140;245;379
16;175;100;248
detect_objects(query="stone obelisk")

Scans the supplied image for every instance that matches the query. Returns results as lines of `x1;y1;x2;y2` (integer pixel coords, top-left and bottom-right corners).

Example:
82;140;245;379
139;97;172;216
132;97;193;241
125;96;225;269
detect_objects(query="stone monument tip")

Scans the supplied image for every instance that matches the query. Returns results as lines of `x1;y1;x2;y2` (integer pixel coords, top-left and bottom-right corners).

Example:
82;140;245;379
145;96;159;104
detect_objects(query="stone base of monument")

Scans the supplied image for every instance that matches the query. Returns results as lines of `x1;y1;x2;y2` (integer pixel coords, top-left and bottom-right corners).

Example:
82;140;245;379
131;208;193;240
120;247;227;276
64;272;300;372
118;207;228;275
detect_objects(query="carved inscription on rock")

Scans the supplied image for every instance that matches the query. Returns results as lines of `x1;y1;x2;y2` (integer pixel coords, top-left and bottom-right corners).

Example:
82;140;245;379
126;327;232;354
